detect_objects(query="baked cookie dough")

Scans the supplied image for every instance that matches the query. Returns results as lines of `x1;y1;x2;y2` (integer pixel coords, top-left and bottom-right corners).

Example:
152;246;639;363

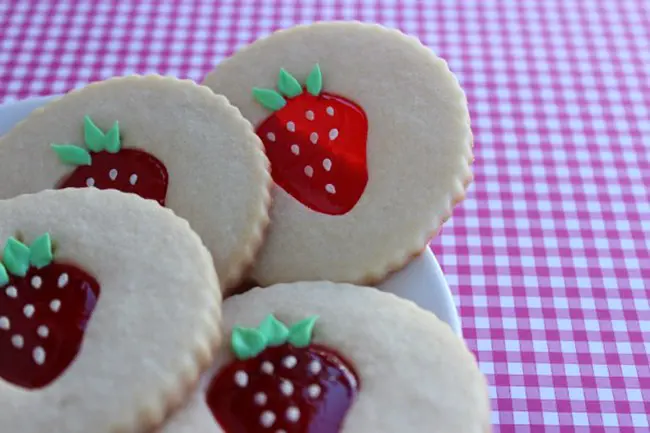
0;189;221;433
0;75;271;293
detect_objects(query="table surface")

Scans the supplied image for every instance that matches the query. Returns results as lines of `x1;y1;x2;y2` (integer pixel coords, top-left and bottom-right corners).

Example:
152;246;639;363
0;1;648;432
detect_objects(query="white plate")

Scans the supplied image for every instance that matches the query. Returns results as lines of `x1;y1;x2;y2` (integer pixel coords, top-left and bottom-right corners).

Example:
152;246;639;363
0;95;461;336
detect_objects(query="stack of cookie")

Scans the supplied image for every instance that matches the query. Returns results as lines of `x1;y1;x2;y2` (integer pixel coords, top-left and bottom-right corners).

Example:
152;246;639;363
0;23;489;433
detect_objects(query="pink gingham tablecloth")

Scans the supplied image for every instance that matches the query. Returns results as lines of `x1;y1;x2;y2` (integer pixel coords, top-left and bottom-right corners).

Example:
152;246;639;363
0;1;648;432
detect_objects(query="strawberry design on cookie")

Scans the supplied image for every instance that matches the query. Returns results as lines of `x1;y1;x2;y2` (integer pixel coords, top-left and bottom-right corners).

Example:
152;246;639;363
51;116;169;205
253;65;368;215
0;233;100;389
207;315;359;432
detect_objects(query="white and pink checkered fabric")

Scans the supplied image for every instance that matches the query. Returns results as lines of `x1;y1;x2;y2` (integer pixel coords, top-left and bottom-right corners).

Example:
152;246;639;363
0;1;648;432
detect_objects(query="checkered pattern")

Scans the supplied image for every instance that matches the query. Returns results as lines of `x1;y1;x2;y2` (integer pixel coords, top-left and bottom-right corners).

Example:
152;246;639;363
0;0;648;431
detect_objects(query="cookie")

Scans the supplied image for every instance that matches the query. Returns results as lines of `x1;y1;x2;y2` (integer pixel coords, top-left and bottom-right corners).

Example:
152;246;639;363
202;22;473;286
0;75;271;293
0;188;221;433
160;282;490;433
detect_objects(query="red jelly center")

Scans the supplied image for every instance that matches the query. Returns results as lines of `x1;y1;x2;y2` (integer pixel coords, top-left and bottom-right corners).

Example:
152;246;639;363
207;344;359;433
0;263;100;389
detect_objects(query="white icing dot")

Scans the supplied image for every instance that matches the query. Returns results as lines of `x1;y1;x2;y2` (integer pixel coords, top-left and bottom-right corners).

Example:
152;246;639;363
11;334;24;349
33;347;46;365
329;128;339;140
305;110;314;120
308;384;321;399
254;392;267;406
86;177;95;187
286;406;301;423
310;132;319;144
304;166;314;177
0;317;9;330
58;273;69;288
50;299;61;312
291;144;300;155
260;411;276;428
234;370;248;388
109;168;118;181
280;380;294;396
261;361;274;375
5;286;17;298
31;276;42;289
129;174;138;185
286;121;295;132
325;184;336;194
23;304;35;318
266;132;276;142
326;106;334;116
282;355;298;369
37;325;49;338
323;158;332;171
309;360;322;375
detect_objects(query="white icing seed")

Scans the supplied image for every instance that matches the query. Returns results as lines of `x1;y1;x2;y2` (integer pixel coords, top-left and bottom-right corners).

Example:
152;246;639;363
0;317;9;330
58;273;69;288
326;106;334;116
323;158;332;171
329;128;339;140
304;166;314;177
267;132;276;142
31;276;42;289
282;355;298;369
280;380;294;396
129;174;138;185
305;110;315;120
234;370;248;388
254;392;267;406
260;411;276;428
23;304;35;318
309;360;322;375
286;121;295;132
291;144;300;155
86;177;95;187
5;286;17;298
33;347;46;365
37;325;49;338
50;299;61;313
310;132;319;144
261;361;274;374
109;168;118;181
325;184;336;194
11;334;24;349
308;384;321;399
286;406;301;423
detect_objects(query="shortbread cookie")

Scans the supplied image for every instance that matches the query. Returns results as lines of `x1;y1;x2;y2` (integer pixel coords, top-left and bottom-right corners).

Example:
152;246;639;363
0;75;271;293
202;22;473;286
0;189;221;433
160;282;490;433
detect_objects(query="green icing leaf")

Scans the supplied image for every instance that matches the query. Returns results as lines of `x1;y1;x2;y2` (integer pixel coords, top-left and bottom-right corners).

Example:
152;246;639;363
51;144;92;166
306;64;323;96
84;115;106;152
29;233;53;269
257;314;290;347
104;121;121;153
231;327;268;360
0;263;8;287
288;315;319;348
252;88;287;111
277;69;303;98
3;237;30;277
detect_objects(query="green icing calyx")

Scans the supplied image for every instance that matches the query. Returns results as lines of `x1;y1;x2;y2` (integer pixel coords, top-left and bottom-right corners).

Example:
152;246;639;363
306;64;323;96
29;233;53;269
252;64;324;110
0;233;56;284
51;116;121;165
252;88;287;111
0;263;8;286
51;144;92;166
230;315;320;360
277;69;303;98
3;237;30;277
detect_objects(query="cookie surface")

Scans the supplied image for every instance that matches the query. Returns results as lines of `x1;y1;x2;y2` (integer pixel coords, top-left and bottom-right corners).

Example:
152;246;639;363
160;282;490;433
0;75;271;293
0;189;221;433
202;22;472;286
